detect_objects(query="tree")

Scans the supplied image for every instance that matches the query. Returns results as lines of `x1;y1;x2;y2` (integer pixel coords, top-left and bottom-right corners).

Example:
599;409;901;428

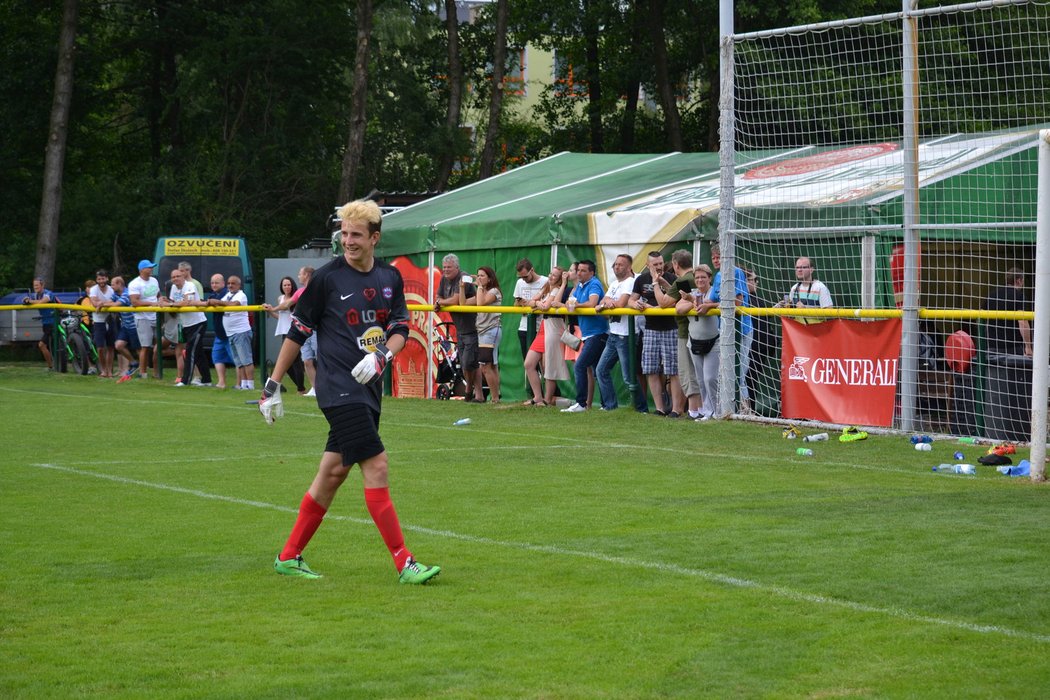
646;0;682;151
581;0;604;152
433;0;465;191
478;0;509;178
35;0;78;287
339;0;374;202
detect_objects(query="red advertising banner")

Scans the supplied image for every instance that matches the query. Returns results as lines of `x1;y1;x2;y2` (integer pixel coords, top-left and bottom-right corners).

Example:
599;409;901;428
781;318;902;426
389;256;452;399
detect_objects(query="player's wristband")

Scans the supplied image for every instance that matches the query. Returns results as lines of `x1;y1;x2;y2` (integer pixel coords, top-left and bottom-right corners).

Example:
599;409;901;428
373;342;393;361
261;377;281;399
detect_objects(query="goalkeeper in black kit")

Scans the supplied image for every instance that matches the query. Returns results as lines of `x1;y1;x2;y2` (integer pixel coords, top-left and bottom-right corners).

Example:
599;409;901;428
260;199;440;584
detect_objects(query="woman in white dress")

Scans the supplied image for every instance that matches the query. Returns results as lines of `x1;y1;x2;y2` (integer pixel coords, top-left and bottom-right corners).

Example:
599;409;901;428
522;264;572;405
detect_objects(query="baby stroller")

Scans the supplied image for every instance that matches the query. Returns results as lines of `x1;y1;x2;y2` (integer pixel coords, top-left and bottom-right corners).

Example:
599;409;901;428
434;322;467;400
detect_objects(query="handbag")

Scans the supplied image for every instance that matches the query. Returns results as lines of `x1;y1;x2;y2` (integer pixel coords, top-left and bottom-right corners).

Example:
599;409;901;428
560;329;582;350
689;335;718;356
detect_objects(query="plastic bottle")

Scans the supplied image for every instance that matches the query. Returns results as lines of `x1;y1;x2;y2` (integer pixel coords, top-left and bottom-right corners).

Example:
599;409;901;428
957;437;977;445
910;435;933;444
932;463;976;475
914;443;932;452
796;448;814;456
453;418;472;426
803;433;829;442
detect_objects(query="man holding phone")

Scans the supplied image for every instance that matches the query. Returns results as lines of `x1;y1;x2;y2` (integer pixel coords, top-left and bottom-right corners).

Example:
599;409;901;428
630;251;681;416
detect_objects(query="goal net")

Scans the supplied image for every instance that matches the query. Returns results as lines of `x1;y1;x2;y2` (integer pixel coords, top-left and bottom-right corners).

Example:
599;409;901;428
723;0;1049;444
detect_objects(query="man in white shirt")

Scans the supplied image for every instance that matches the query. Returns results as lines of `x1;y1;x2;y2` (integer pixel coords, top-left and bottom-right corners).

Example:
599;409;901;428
780;256;833;309
178;261;205;299
127;259;161;379
512;258;548;360
168;267;211;387
594;254;644;411
88;269;117;377
208;274;254;389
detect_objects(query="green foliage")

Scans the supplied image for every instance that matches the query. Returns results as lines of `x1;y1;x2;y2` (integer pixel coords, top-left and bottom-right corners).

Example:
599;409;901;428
4;0;1039;295
2;365;1050;697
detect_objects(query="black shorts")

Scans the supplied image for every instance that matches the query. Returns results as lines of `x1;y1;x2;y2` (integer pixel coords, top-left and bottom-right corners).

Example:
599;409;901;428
92;319;116;348
41;324;53;347
322;403;385;467
457;333;480;371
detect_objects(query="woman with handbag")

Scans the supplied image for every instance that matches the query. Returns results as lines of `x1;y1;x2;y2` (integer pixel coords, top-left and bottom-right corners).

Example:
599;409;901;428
676;264;720;421
460;266;503;403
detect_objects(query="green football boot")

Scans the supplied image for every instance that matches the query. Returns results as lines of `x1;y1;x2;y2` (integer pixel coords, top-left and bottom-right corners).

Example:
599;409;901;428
398;557;441;585
274;555;322;579
839;426;869;443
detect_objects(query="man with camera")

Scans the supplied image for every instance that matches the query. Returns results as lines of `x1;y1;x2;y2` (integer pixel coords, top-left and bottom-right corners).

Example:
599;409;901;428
630;252;682;417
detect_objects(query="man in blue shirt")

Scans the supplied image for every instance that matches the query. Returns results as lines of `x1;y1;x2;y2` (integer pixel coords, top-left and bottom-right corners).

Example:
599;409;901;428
103;276;140;380
207;274;235;389
22;278;55;370
712;244;755;415
561;260;609;413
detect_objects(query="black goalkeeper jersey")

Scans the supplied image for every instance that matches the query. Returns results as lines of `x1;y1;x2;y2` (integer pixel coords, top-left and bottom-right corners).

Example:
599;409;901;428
290;256;409;411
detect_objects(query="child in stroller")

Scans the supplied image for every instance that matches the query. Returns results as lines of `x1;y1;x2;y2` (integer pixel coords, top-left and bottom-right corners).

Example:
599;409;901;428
434;322;467;400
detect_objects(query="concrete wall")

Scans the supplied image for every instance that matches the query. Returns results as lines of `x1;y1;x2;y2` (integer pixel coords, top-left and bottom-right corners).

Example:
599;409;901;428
262;251;332;369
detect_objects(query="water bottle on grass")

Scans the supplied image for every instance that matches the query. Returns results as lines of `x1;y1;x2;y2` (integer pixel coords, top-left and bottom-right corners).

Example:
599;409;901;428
932;463;975;475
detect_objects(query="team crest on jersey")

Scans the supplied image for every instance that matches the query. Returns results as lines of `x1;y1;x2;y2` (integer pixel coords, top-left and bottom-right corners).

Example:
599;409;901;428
363;287;377;301
382;286;393;299
358;325;387;353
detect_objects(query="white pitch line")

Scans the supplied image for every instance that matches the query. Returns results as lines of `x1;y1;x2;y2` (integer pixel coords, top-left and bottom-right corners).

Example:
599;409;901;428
26;461;1050;645
1;386;980;480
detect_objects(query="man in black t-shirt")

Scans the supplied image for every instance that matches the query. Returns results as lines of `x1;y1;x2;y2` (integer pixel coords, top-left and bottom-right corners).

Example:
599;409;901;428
630;251;682;416
435;253;481;400
984;267;1033;357
260;199;440;585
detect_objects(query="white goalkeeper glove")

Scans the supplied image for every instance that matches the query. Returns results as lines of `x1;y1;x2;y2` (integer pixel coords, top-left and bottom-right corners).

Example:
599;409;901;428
351;343;393;385
259;377;284;425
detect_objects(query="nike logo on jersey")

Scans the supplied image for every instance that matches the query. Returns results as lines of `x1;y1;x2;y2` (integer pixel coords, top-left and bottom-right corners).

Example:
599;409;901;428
340;293;354;300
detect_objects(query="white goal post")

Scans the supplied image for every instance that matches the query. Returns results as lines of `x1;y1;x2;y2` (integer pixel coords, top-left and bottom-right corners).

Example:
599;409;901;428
718;0;1049;477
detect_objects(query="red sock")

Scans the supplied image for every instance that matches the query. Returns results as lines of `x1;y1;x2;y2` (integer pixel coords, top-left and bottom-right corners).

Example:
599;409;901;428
364;487;411;572
279;492;327;561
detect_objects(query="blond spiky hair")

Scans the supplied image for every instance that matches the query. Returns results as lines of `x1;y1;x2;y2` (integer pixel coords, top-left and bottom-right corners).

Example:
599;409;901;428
337;199;382;233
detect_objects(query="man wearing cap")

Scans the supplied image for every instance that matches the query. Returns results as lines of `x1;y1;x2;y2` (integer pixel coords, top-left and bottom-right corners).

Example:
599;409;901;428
128;259;161;379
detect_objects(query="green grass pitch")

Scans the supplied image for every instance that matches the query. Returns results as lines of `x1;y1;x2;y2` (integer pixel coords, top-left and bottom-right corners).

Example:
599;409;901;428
1;365;1048;698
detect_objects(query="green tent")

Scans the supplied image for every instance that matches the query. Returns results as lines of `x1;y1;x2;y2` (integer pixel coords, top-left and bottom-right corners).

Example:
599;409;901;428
378;127;1042;403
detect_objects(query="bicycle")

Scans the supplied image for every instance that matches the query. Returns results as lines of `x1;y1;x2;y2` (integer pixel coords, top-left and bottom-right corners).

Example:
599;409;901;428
54;310;100;375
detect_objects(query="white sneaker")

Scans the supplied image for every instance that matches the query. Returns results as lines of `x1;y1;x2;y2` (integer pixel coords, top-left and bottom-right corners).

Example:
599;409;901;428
560;402;586;413
174;381;186;387
304;387;316;397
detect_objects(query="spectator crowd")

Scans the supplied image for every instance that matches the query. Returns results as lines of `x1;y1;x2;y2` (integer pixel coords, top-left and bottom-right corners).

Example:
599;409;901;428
21;261;318;397
24;248;1034;424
